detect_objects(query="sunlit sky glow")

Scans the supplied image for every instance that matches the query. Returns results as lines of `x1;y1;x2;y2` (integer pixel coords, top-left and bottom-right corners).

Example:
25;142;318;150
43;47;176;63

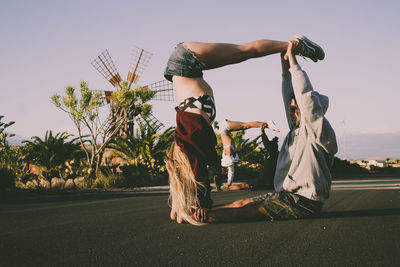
1;0;399;159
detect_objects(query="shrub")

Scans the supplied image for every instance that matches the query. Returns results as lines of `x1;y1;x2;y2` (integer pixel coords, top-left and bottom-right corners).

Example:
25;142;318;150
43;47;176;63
118;164;152;187
91;172;126;189
331;157;370;178
117;164;168;187
110;127;174;176
22;130;85;180
0;166;16;192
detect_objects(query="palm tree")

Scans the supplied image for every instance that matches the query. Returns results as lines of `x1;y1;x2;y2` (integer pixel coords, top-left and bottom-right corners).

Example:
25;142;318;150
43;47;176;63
22;130;84;179
110;126;174;176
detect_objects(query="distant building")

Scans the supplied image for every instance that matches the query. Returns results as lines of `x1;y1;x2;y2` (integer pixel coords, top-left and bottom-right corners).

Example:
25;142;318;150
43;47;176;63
368;160;387;168
350;158;397;170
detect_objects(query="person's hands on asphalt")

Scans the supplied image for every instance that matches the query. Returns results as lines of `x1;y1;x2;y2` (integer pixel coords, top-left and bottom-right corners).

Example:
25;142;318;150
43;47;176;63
170;209;183;224
192;206;208;223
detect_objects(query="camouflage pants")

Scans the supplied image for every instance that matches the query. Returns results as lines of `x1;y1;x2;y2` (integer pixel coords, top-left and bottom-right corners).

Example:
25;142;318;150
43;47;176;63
252;191;323;220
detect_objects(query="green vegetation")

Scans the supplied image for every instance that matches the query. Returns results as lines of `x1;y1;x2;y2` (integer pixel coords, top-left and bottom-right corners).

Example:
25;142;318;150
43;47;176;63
51;81;157;179
1;79;176;191
89;126;175;188
51;81;112;177
110;127;174;175
0;116;17;191
2;80;399;192
331;157;370;178
214;128;267;180
22;130;85;180
92;172;126;189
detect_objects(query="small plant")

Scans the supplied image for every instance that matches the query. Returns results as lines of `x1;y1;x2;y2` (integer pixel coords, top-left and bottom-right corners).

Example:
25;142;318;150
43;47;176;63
110;126;174;177
63;158;91;179
91;172;126;189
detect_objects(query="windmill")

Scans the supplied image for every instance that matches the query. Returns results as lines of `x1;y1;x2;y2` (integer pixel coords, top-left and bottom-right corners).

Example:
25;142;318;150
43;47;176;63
91;46;174;136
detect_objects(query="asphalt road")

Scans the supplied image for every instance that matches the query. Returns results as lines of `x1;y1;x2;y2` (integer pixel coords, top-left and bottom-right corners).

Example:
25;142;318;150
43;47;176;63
1;179;399;266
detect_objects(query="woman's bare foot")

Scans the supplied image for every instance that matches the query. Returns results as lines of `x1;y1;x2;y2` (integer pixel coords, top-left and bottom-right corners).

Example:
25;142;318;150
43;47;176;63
221;184;230;191
221;182;249;191
239;182;249;189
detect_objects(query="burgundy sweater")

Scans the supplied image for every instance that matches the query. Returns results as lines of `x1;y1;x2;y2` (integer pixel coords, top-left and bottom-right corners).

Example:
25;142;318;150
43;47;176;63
174;108;218;208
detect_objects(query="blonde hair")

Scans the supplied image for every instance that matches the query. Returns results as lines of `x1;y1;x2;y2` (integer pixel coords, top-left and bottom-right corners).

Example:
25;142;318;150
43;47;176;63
165;141;205;226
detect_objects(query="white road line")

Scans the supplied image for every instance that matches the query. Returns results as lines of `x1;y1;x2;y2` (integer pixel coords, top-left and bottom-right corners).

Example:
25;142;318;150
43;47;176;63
332;186;400;190
331;179;400;190
333;179;400;183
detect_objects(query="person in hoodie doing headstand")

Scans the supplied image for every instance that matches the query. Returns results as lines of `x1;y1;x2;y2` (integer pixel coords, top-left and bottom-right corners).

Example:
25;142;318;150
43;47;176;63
216;119;279;191
193;39;338;224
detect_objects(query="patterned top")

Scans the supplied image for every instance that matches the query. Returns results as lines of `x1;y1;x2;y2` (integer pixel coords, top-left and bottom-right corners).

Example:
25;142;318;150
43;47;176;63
178;95;216;122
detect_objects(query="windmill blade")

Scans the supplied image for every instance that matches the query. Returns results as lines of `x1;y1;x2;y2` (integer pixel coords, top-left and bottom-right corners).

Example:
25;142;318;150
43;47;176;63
141;80;174;101
127;46;153;89
135;112;164;133
91;49;122;88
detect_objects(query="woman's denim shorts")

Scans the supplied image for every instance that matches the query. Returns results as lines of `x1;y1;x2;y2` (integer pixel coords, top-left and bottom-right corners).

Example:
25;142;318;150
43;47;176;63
164;43;205;82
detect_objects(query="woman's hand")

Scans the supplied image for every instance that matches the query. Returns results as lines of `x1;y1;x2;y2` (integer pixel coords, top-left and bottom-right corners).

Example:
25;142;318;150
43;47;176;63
288;39;301;56
192;206;208;223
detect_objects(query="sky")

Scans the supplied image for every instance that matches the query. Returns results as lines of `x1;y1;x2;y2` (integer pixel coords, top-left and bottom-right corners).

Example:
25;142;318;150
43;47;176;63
1;0;399;159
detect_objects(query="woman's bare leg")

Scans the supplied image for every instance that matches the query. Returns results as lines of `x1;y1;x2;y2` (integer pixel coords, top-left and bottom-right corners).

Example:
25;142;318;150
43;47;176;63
191;198;270;223
221;133;234;154
213;198;254;209
183;40;288;70
226;120;267;131
206;202;270;223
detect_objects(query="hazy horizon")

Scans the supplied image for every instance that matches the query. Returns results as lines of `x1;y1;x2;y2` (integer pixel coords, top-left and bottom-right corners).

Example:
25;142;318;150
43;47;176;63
6;130;400;160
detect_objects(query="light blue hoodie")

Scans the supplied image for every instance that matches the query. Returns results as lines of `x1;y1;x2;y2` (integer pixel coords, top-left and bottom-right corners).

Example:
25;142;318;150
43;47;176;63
274;64;338;202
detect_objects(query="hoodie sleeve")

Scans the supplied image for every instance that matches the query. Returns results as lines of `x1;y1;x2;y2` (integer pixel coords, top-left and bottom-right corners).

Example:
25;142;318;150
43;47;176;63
289;64;329;123
282;73;295;129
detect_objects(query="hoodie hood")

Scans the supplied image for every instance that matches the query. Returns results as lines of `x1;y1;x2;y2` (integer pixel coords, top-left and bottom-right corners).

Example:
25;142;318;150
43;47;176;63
313;91;329;115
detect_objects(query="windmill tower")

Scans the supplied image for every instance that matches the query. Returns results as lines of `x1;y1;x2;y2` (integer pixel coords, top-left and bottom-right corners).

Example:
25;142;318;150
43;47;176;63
91;46;174;136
